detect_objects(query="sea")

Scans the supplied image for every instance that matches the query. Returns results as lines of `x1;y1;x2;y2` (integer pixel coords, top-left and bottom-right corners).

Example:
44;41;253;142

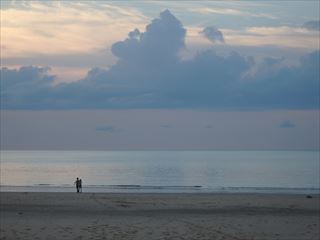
0;150;319;194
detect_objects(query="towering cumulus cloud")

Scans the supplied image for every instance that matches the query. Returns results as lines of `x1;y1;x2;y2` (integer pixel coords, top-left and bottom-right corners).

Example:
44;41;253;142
0;10;319;109
112;10;186;63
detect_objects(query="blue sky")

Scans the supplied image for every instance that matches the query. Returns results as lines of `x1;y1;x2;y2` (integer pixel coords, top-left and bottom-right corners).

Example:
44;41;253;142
0;1;319;150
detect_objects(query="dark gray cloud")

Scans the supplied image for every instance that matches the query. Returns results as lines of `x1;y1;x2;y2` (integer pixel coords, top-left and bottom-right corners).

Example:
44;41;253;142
279;120;295;128
239;51;319;109
200;26;225;43
0;66;55;109
302;20;320;31
0;10;319;110
160;124;172;128
95;125;120;133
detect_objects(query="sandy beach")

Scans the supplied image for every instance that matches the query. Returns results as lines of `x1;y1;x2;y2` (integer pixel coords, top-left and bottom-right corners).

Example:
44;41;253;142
0;192;319;240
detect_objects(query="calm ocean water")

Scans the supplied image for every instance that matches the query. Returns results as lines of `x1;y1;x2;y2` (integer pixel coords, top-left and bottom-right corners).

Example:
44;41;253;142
0;151;319;194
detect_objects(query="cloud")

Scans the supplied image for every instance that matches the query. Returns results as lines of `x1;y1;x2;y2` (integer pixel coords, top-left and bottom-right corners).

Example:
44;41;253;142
190;7;277;19
302;20;320;31
1;10;319;110
236;26;320;49
200;26;225;43
239;51;319;109
95;125;120;133
0;66;55;109
2;2;318;74
1;1;147;59
160;124;172;128
279;120;295;128
111;9;186;63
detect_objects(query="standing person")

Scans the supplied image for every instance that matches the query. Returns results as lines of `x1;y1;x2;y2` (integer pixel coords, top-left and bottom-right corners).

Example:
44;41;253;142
79;179;82;193
74;177;80;193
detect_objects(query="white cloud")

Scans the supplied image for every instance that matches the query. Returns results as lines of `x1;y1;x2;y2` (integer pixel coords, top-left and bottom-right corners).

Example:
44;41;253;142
238;26;320;49
1;1;149;81
190;7;277;19
1;2;148;58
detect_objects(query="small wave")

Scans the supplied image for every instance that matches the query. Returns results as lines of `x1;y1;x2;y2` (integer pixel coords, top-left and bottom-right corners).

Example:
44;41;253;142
85;185;202;190
216;186;320;194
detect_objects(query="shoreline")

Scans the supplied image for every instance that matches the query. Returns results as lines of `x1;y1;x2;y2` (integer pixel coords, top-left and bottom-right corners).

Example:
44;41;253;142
1;192;319;239
1;185;319;195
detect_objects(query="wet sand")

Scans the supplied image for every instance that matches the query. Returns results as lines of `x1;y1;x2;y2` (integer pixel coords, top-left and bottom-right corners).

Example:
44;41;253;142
1;192;319;240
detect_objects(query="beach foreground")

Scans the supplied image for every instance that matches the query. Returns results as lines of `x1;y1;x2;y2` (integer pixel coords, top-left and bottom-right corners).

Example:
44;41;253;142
1;192;319;240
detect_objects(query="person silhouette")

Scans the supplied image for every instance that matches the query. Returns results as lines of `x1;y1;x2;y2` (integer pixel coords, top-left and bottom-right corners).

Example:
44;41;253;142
79;179;82;193
75;177;80;193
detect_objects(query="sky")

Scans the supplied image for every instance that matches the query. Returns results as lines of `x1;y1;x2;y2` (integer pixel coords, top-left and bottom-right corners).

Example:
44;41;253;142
0;0;319;150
